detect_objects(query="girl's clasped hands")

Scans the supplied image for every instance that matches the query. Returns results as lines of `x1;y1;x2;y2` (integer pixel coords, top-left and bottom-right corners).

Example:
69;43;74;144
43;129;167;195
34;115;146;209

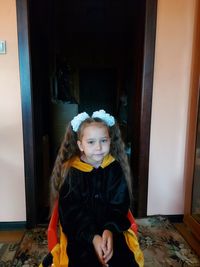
93;229;113;267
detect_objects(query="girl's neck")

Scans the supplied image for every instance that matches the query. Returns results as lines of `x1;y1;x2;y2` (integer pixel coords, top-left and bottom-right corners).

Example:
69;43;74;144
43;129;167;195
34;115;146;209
80;155;102;169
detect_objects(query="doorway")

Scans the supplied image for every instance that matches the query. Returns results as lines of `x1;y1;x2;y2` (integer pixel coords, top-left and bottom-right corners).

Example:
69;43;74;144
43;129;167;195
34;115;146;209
16;0;157;227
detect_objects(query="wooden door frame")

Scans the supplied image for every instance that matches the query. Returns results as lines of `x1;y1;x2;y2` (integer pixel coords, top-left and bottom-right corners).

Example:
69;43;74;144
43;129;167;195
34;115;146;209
16;0;37;228
16;0;157;227
183;0;200;240
130;0;157;217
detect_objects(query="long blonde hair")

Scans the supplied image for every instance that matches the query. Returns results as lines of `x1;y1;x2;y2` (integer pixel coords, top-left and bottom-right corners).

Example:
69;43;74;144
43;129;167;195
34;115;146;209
50;117;132;212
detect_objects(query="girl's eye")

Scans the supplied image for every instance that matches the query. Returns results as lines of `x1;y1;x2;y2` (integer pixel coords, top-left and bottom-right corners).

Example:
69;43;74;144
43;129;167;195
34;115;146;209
88;140;94;144
101;139;108;143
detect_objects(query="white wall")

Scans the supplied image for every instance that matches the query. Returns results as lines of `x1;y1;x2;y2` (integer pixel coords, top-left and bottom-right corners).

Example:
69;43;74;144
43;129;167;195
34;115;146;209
147;0;196;215
0;0;26;221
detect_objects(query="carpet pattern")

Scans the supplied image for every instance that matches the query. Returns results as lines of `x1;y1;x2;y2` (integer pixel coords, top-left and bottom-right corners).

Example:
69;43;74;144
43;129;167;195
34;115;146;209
12;228;47;267
0;243;19;267
1;216;200;266
136;216;200;266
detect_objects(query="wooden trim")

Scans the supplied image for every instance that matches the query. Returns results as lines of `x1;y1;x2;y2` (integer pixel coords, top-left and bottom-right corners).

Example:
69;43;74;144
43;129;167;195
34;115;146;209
175;223;200;256
183;0;200;241
0;222;26;230
16;0;37;228
137;0;157;217
184;215;200;242
166;214;184;223
130;0;157;217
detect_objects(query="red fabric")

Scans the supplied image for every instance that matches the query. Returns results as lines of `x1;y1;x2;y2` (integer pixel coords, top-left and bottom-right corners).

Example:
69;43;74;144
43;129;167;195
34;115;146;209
48;199;59;251
127;210;138;235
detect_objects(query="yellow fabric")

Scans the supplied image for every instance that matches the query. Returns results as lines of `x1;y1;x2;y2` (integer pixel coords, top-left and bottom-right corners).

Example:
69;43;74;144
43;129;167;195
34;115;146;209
101;154;115;168
51;244;61;267
51;225;69;267
123;229;144;267
65;154;115;172
70;156;93;172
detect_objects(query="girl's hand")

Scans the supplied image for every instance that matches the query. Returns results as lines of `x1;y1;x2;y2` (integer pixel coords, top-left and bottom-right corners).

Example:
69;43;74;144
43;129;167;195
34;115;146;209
102;230;113;264
92;235;108;266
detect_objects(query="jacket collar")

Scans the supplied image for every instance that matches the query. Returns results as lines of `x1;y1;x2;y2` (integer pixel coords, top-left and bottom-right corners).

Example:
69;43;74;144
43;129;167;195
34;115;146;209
70;154;115;172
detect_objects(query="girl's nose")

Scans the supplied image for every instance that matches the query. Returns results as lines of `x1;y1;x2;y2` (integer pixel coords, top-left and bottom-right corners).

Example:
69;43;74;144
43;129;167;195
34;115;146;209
96;142;102;150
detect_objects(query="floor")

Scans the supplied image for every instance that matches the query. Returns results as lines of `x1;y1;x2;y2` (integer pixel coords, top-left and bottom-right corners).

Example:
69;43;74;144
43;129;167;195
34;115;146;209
0;230;25;243
0;223;200;257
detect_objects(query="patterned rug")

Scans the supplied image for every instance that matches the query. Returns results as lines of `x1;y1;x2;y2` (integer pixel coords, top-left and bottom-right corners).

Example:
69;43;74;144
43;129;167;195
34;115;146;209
136;216;200;266
0;243;19;266
1;216;200;266
12;228;47;267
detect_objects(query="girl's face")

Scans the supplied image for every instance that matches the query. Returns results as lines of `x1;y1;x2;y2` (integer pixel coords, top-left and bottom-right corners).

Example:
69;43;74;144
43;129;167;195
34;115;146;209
77;122;111;167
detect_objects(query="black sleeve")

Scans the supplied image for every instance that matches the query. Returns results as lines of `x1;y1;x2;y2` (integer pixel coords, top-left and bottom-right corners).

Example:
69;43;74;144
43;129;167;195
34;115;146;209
103;163;131;233
59;170;98;244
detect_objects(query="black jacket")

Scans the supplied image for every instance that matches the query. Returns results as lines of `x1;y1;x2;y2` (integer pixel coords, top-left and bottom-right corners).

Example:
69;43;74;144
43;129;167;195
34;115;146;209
59;154;131;245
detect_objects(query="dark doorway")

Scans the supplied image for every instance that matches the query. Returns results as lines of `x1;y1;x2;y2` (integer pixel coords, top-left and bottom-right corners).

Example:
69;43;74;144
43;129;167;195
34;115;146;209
16;0;157;227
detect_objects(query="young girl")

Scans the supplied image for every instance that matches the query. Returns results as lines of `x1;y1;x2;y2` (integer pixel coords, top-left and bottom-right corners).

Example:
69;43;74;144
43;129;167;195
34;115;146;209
45;110;143;267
